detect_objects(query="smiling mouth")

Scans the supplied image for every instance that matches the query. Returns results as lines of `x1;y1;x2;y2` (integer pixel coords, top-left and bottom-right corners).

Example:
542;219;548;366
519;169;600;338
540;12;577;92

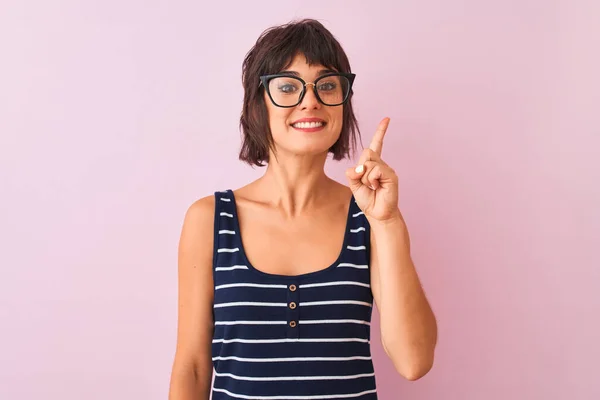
291;121;326;129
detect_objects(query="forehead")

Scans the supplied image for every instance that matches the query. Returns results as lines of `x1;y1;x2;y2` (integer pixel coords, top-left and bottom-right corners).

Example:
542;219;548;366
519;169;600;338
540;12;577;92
280;53;337;78
285;53;324;69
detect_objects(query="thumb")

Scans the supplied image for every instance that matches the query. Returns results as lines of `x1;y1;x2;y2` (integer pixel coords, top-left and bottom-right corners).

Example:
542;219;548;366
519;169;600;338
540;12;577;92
346;164;365;192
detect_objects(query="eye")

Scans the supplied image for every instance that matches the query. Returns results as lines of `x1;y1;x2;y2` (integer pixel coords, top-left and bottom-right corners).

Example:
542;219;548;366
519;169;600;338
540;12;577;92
273;78;301;94
278;83;298;94
317;81;337;91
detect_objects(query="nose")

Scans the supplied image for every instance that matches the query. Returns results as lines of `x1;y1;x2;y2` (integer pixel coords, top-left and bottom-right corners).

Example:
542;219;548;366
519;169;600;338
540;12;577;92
299;84;321;110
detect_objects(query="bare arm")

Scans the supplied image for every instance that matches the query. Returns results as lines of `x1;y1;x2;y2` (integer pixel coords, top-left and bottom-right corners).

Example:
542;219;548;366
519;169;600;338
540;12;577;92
369;213;437;381
345;118;437;381
169;196;216;400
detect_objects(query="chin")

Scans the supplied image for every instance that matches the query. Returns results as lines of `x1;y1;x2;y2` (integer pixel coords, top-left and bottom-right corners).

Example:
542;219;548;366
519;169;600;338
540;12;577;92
271;127;339;158
288;138;338;157
277;142;334;159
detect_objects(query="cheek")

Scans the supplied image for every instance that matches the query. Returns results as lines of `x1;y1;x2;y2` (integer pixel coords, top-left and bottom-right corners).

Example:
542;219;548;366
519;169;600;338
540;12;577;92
264;96;292;131
269;112;292;136
330;109;344;133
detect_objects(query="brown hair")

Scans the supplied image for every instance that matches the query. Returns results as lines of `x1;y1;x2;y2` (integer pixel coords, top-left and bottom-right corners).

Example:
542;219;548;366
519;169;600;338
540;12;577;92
239;19;361;167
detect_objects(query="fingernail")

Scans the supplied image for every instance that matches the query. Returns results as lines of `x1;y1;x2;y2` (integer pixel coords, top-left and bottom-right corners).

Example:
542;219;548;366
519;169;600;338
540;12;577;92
355;164;364;174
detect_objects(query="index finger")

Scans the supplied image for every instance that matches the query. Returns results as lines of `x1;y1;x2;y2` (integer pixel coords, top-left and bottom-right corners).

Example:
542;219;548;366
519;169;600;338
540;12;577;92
369;117;390;155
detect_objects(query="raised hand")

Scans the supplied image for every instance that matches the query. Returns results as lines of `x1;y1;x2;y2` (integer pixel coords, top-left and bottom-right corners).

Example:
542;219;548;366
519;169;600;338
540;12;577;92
345;117;400;222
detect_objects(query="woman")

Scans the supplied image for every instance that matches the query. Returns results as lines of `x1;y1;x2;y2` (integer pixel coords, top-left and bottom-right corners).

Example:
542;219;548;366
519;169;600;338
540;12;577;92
169;19;437;400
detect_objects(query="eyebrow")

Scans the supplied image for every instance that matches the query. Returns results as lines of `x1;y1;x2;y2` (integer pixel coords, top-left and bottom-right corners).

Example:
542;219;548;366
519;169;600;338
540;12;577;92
278;69;338;77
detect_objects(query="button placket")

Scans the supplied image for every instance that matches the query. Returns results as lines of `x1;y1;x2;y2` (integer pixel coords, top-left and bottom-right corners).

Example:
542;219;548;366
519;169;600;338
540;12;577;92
286;282;300;338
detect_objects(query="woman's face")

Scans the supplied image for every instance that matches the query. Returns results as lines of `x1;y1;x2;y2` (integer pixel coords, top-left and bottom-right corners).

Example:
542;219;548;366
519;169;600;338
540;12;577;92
264;54;344;160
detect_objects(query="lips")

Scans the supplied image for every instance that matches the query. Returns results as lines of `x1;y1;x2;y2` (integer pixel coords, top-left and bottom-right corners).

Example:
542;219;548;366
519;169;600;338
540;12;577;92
290;117;326;130
293;121;324;129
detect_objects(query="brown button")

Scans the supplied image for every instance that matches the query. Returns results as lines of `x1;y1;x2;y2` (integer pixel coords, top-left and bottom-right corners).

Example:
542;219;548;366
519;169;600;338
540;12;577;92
289;284;297;292
289;302;297;309
289;320;297;328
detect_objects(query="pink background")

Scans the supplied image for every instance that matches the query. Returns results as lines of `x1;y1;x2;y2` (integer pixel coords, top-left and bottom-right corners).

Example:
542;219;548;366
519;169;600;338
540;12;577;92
1;1;599;399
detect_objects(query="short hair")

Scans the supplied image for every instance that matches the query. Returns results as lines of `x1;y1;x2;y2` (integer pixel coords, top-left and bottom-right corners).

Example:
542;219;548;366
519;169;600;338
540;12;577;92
239;19;361;167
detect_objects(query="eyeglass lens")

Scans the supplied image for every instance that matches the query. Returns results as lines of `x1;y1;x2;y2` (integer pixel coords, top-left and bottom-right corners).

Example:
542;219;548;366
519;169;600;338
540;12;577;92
268;75;350;107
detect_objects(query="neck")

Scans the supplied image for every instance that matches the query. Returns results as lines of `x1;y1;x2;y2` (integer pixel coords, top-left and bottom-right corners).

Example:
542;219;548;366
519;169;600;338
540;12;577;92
258;151;331;217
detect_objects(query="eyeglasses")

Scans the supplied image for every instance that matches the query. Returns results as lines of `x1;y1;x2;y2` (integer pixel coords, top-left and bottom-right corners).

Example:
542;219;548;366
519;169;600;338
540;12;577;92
259;73;356;107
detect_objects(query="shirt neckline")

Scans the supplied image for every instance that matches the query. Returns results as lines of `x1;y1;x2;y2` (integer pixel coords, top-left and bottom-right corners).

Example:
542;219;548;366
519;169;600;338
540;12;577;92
226;189;355;281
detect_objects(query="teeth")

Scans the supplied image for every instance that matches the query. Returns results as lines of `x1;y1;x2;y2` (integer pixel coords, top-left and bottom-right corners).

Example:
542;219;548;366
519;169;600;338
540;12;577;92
293;121;323;129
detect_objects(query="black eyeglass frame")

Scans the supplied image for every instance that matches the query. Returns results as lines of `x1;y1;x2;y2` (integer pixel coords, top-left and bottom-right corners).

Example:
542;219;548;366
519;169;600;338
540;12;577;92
259;72;356;108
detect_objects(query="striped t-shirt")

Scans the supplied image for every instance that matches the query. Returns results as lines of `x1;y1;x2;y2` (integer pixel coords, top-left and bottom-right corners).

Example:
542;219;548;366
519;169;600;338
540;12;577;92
211;190;377;399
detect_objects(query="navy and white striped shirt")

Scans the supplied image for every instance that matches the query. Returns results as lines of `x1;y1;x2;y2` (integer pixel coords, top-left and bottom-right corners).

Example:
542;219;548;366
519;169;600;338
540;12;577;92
211;189;377;399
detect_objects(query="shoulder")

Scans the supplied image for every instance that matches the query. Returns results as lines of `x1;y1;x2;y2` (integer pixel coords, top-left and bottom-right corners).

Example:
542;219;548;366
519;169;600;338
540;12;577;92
334;181;357;213
178;194;217;253
183;194;216;229
328;178;353;202
184;194;216;222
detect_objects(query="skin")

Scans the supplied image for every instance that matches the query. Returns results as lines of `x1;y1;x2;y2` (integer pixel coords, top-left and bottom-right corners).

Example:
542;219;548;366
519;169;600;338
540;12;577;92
168;54;438;399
